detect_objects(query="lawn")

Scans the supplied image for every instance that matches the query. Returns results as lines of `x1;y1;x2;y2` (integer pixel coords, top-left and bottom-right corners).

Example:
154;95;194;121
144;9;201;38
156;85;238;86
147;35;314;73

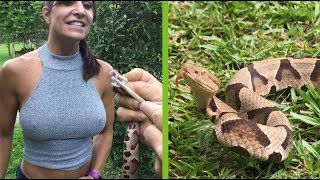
0;43;23;67
169;1;320;179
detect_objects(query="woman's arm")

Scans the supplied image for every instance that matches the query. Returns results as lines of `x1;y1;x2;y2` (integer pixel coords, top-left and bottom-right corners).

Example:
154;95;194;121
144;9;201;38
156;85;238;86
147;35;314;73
0;61;19;178
90;61;115;177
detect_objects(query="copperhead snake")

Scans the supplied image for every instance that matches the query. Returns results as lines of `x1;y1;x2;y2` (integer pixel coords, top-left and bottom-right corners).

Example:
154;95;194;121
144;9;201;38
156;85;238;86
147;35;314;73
176;58;320;162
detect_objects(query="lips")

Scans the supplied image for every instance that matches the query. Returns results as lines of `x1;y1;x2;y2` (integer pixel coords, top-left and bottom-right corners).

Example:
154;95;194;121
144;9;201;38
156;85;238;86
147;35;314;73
66;20;85;27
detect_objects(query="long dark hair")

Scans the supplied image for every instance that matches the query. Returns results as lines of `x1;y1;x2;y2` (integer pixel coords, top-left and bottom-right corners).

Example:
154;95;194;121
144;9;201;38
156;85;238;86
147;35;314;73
44;1;101;81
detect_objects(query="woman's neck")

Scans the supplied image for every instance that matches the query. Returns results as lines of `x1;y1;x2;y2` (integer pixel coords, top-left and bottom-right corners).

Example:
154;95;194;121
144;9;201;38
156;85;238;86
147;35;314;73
47;35;80;56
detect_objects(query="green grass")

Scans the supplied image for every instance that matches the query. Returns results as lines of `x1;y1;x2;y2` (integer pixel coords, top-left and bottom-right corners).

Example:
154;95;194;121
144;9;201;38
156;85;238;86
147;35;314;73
169;1;320;179
0;44;23;67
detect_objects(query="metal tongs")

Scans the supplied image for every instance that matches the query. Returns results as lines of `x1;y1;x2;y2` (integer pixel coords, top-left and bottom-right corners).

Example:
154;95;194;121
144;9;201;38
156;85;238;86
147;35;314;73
110;69;145;103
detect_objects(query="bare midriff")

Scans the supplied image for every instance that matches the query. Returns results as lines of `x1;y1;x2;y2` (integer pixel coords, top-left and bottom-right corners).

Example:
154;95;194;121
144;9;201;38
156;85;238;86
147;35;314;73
21;158;92;179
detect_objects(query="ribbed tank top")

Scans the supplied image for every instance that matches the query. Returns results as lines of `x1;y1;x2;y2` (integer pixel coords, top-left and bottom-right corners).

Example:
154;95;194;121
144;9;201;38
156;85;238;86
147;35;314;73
19;43;106;170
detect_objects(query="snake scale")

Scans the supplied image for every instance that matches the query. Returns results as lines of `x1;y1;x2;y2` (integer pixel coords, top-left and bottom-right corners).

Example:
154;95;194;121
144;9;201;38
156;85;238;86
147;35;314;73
176;58;320;162
123;122;140;178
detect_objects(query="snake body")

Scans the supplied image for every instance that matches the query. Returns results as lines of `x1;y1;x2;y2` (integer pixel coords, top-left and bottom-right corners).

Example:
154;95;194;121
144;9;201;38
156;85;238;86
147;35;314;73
177;58;320;162
110;70;141;178
123;122;140;179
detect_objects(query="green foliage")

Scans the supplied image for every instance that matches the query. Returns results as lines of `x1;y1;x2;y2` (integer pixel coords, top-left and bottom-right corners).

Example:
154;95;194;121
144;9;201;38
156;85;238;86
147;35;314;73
0;43;23;66
88;1;162;80
0;1;46;50
86;2;162;178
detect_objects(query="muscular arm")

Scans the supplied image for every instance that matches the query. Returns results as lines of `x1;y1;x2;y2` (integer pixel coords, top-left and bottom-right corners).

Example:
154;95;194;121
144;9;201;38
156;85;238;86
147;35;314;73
0;61;19;178
90;62;115;176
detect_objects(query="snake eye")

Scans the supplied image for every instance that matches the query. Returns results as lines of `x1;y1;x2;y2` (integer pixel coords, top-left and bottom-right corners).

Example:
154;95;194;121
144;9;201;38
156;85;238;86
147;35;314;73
195;70;198;74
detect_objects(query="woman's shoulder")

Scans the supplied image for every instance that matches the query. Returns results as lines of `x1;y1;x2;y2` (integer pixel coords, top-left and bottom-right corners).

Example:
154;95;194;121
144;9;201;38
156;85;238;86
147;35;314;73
96;59;114;79
1;50;41;73
92;59;114;95
97;59;113;73
1;50;41;76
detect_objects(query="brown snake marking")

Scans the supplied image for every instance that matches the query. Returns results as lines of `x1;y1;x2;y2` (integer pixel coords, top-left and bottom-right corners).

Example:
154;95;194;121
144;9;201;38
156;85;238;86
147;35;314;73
123;122;140;179
176;58;320;163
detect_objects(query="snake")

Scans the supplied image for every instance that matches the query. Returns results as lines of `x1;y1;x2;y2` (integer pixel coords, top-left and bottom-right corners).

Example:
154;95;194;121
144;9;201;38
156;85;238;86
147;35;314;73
110;70;143;179
123;122;140;179
176;58;320;162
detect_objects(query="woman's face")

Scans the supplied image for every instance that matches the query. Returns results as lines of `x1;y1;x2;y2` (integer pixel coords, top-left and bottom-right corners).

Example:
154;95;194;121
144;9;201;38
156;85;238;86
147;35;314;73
43;1;94;42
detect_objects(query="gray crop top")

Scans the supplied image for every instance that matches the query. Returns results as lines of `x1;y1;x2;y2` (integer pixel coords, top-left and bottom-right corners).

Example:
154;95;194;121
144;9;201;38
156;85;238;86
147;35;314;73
19;43;106;170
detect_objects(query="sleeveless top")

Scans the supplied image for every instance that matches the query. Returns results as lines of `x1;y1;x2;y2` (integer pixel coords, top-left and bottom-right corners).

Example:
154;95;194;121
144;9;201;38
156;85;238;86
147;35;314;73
19;43;106;170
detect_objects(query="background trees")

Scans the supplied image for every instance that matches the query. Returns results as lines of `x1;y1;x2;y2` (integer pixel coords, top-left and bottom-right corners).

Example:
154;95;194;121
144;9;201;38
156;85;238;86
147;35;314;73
89;2;162;178
88;1;162;80
0;1;45;57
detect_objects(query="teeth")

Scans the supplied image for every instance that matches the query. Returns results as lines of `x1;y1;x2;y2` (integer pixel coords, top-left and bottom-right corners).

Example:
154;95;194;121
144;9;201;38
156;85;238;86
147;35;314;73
68;21;84;27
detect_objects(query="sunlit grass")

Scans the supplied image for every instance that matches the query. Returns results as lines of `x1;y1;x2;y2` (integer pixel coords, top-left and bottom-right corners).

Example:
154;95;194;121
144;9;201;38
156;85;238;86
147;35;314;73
169;1;320;179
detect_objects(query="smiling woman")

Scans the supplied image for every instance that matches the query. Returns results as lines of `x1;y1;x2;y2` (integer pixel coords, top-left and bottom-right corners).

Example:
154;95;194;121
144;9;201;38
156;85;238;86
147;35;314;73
0;1;115;179
42;1;100;81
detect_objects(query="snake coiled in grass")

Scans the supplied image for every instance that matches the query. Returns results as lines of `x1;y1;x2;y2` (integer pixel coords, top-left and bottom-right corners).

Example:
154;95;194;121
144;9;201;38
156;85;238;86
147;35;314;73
176;58;320;162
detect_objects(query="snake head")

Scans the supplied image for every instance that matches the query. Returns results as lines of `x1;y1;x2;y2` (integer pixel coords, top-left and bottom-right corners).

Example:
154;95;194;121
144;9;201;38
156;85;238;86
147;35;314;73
176;63;221;110
176;63;221;95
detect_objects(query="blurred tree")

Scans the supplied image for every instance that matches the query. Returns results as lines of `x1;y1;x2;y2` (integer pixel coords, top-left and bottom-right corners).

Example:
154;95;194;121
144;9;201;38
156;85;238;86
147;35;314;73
0;1;46;56
88;1;162;81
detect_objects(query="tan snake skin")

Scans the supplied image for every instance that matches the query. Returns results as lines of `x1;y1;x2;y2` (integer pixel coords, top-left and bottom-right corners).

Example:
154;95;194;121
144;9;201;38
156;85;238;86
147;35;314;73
176;58;320;162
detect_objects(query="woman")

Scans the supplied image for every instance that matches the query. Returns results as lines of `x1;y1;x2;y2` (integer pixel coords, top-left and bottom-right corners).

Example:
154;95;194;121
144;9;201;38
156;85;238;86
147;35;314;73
0;1;114;179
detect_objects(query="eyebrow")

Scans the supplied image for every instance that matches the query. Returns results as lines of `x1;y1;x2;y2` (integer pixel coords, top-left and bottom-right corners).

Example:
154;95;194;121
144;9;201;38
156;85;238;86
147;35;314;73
52;1;94;6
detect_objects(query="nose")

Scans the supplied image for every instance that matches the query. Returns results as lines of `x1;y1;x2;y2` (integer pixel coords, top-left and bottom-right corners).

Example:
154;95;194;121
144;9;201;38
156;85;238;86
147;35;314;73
73;2;86;17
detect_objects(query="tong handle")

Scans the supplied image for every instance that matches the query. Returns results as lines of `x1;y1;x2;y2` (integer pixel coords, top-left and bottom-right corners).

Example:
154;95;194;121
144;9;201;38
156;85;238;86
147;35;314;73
110;70;145;103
